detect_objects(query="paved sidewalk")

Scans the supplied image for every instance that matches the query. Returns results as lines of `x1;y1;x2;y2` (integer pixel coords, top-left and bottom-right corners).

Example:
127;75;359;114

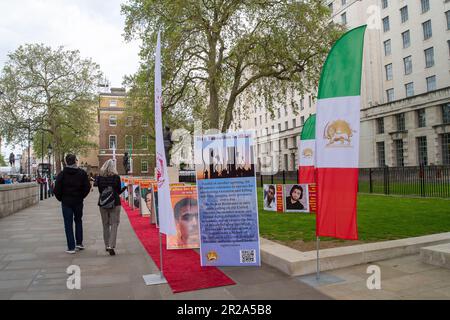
0;190;329;300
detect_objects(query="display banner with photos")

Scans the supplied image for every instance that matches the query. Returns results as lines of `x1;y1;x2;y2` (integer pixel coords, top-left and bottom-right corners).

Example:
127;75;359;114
194;132;260;267
139;180;154;217
167;185;200;250
132;180;140;210
283;184;309;213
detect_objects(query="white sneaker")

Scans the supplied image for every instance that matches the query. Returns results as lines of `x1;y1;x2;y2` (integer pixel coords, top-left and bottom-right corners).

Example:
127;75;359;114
76;245;85;250
65;250;76;254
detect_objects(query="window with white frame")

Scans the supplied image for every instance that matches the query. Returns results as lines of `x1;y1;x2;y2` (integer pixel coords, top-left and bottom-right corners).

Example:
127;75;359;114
426;76;436;92
422;20;432;40
109;100;117;107
421;0;430;14
381;0;388;9
382;16;390;32
141;135;148;149
385;63;393;81
384;39;391;56
386;88;394;102
109;135;117;149
424;47;434;68
405;82;414;97
109;115;117;126
125;135;133;150
402;30;410;48
125;116;132;126
403;56;412;75
400;6;408;23
141;160;148;173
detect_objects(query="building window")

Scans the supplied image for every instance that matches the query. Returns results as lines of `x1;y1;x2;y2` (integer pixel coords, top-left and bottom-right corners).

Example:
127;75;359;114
300;98;304;110
386;88;394;102
385;63;393;80
125;116;132;126
382;16;390;32
284;138;288;149
381;0;388;9
426;76;436;92
396;113;405;131
278;123;281;132
447;11;450;30
265;113;268;123
341;0;346;5
292;119;296;128
443;104;450;124
405;82;414;97
265;127;269;136
401;30;410;48
284;154;288;171
341;12;347;25
141;160;148;173
109;100;117;107
417;109;426;128
141;135;148;149
442;133;450;165
308;96;312;108
125;135;133;150
424;47;434;68
376;118;384;134
142;119;149;127
383;39;391;56
285;121;288;130
394;139;404;167
417;136;428;165
259;115;262;125
421;0;430;14
422;20;432;40
400;6;408;23
277;108;281;118
109;115;117;126
377;142;385;167
284;106;288;116
254;118;257;126
301;116;305;126
109;135;117;149
403;56;412;75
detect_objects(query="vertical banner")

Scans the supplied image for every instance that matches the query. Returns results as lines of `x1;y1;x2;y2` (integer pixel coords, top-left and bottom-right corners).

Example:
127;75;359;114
315;25;366;240
133;180;140;210
152;182;159;226
139;180;154;217
127;180;133;208
263;184;284;212
167;185;200;250
154;31;177;235
308;184;317;213
195;132;260;266
298;114;316;184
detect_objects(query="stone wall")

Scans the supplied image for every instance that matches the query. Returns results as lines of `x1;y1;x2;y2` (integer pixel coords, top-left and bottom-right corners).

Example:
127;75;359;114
0;183;39;218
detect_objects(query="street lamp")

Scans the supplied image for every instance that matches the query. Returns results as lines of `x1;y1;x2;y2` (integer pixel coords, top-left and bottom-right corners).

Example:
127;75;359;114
47;143;52;177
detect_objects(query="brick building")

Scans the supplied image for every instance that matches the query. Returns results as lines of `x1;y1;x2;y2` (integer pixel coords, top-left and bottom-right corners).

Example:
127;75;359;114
98;87;153;176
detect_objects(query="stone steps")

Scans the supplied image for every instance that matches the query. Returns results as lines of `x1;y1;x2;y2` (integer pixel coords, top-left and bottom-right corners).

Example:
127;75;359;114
420;243;450;269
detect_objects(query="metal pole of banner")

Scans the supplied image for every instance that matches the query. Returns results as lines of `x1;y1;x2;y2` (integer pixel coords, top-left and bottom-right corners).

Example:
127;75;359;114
142;217;168;285
316;236;320;280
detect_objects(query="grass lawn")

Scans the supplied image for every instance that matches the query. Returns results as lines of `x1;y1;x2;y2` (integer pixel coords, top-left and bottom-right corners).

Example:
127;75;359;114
257;187;450;249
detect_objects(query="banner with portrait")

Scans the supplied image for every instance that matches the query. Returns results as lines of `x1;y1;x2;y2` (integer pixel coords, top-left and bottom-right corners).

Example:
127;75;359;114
167;185;199;250
262;184;286;212
283;184;309;213
194;131;260;267
132;180;140;210
139;180;153;217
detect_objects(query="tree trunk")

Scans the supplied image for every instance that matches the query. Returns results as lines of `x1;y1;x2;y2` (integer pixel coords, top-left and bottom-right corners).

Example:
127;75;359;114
207;34;220;130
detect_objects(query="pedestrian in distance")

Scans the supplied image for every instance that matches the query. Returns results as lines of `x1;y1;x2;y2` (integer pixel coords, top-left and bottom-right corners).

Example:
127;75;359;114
96;159;127;256
53;154;91;254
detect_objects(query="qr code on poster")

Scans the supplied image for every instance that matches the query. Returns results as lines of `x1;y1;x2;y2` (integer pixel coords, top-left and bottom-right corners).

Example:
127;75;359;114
240;249;256;263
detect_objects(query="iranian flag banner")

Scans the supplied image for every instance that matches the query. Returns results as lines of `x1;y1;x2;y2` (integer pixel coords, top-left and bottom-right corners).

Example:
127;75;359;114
315;25;366;240
298;114;316;184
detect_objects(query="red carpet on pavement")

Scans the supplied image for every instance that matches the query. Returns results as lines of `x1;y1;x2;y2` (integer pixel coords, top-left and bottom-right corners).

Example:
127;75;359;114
121;199;236;293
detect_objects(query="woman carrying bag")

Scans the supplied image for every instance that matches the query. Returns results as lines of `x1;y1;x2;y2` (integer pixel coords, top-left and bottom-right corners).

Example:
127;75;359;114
97;159;126;256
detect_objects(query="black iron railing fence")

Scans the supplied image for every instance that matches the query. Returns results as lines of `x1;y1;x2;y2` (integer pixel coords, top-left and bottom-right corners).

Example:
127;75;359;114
179;166;450;198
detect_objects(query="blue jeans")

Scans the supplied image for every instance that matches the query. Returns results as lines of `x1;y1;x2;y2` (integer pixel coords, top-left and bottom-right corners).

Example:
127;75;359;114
61;203;83;250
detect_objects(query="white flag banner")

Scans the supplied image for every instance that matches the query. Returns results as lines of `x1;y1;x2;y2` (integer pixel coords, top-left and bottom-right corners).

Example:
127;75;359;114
154;31;177;235
112;143;116;163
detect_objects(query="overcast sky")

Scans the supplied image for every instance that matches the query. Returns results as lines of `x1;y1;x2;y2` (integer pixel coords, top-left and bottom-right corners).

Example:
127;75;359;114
0;0;141;158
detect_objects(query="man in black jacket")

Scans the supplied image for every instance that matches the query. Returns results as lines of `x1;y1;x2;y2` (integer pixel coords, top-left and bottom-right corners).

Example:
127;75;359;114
53;154;91;254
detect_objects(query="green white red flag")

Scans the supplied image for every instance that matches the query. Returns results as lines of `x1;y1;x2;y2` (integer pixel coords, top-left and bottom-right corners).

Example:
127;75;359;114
315;25;366;240
298;114;316;184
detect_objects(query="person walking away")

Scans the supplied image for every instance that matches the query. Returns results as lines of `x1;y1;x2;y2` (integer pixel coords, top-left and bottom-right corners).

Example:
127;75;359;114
53;154;91;254
97;159;126;256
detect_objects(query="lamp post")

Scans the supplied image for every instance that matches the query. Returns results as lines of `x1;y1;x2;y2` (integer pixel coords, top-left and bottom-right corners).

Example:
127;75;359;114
47;143;52;178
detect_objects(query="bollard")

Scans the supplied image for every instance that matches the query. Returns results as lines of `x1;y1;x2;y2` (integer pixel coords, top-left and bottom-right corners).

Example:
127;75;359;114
40;183;44;201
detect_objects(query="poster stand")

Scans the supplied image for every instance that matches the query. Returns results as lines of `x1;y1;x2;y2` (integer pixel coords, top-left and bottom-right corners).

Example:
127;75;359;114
316;236;320;280
142;231;167;285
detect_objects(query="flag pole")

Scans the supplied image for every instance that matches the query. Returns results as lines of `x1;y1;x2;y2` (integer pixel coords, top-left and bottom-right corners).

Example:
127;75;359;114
316;236;320;280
